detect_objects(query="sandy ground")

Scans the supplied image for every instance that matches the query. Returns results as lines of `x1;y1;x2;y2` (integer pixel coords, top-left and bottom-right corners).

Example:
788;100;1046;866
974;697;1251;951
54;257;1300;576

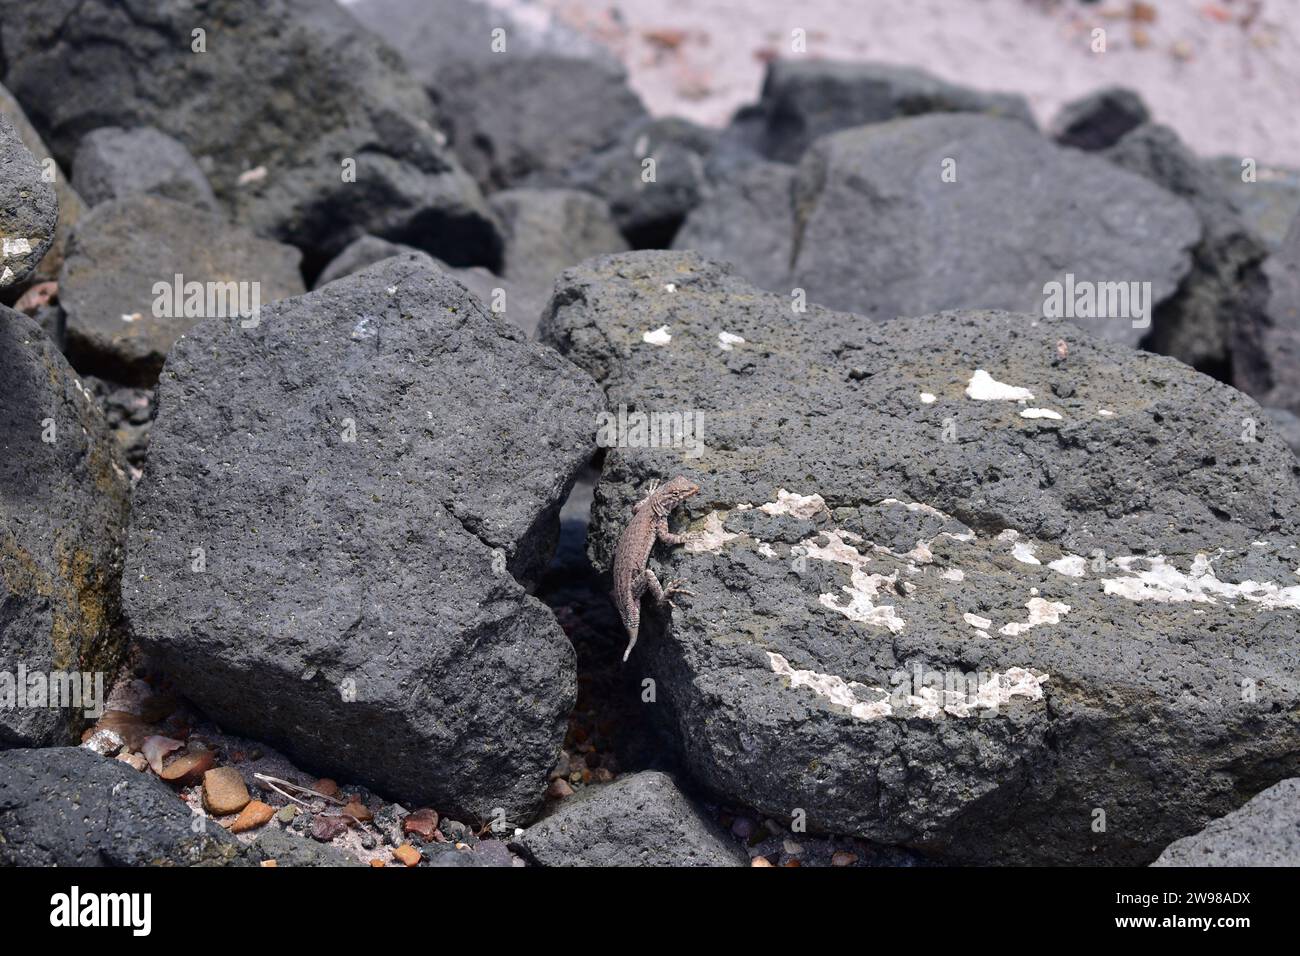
485;0;1300;166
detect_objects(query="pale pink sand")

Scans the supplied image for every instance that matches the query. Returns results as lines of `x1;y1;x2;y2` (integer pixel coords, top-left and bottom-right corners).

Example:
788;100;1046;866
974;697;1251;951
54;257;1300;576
487;0;1300;165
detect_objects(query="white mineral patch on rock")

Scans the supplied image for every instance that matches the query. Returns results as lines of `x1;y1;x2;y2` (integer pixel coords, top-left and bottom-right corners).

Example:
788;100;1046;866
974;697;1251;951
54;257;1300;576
2;237;32;257
1102;554;1300;608
1020;407;1062;420
759;488;827;519
799;530;906;633
718;331;745;350
999;597;1070;636
941;568;965;582
642;325;672;345
965;369;1034;402
1011;540;1041;565
1098;408;1115;417
1048;554;1088;578
963;612;993;630
920;392;937;404
767;654;1048;721
685;511;737;552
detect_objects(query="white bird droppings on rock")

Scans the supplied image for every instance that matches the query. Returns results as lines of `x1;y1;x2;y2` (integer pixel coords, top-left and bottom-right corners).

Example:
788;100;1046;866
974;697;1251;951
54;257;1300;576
718;331;745;350
1048;554;1089;578
759;488;827;519
684;511;738;552
920;392;937;404
1020;407;1063;420
999;597;1070;636
1102;554;1300;608
643;325;672;345
965;369;1034;402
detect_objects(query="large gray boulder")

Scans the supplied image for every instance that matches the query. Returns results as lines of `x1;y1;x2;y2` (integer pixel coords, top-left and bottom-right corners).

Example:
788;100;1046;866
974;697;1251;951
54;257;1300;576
512;771;747;867
735;59;1034;164
0;0;501;265
559;117;717;247
0;747;244;865
672;159;797;290
0;112;57;290
1209;156;1300;251
352;0;647;193
1240;211;1300;415
676;114;1202;350
311;235;531;333
72;126;219;211
0;83;83;289
1152;779;1300;867
1;308;131;747
540;250;1300;865
1102;123;1270;379
490;189;628;330
123;256;602;822
788;115;1200;347
60;195;305;386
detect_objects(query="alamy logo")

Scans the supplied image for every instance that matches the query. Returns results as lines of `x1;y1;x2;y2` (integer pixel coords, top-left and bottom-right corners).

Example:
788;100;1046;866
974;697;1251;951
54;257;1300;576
50;887;151;936
1042;273;1152;329
595;403;705;459
152;273;261;328
0;666;104;719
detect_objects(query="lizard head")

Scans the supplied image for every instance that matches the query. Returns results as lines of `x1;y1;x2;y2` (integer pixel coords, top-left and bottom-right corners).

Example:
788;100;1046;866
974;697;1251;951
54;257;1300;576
655;475;700;509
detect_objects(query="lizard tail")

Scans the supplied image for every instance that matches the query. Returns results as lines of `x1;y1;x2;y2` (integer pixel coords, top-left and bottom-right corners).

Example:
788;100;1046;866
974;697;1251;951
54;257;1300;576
621;611;640;663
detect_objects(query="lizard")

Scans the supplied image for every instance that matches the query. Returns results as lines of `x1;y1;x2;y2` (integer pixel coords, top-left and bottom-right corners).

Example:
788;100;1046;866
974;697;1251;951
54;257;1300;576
611;475;700;662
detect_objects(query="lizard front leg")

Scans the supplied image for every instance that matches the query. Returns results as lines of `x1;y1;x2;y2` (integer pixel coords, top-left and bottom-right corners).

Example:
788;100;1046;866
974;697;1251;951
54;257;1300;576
641;567;694;609
655;517;691;547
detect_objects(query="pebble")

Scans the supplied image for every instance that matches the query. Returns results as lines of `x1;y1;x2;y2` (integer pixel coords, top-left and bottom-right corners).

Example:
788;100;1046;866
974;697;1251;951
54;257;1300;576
313;778;340;798
392;844;422;867
731;817;756;839
831;850;859;867
547;778;574;799
402;808;440;842
310;814;349;842
202;766;251;815
369;859;385;868
751;856;775;867
159;747;215;784
342;799;372;822
276;805;298;824
116;752;148;772
231;800;275;833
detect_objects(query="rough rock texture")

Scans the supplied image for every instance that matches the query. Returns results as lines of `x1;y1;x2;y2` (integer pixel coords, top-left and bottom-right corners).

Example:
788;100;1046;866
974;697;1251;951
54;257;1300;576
560;117;717;247
0;83;83;289
73;126;219;211
1241;212;1300;415
0;0;501;265
353;0;647;193
123;256;602;822
1209;156;1300;251
60;195;305;386
787;114;1201;347
490;189;629;331
250;826;362;867
1103;123;1270;379
540;250;1300;865
1;308;131;747
1152;779;1300;867
1050;86;1150;151
1264;407;1300;459
513;771;746;866
673;159;797;291
312;235;529;333
0;112;57;290
0;747;244;865
735;59;1034;164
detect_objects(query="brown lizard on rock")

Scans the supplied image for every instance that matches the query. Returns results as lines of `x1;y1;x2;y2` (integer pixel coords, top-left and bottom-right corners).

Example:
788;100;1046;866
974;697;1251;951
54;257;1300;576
612;475;700;662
